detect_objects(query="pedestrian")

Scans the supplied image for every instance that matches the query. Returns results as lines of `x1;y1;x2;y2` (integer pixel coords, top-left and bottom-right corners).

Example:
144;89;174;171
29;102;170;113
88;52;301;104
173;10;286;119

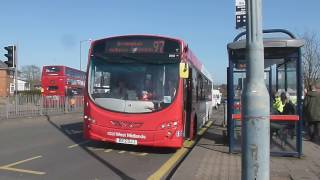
272;91;284;114
303;84;320;142
281;92;295;115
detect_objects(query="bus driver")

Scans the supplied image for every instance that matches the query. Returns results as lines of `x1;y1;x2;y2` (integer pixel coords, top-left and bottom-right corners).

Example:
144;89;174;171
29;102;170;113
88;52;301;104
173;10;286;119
111;80;128;99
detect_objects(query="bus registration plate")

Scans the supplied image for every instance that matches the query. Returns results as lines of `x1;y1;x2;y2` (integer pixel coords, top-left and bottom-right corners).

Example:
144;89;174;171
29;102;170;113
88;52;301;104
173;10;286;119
116;138;137;145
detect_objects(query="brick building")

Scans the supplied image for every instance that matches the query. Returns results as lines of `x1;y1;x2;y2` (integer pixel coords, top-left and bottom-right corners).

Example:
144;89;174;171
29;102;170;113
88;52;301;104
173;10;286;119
0;61;14;97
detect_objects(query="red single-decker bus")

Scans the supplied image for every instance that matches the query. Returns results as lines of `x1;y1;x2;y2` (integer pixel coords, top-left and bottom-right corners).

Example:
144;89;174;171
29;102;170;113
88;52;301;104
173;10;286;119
84;35;212;148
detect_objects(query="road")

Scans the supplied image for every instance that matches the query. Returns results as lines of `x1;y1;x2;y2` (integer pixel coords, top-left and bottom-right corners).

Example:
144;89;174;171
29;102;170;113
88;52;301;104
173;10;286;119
0;113;182;180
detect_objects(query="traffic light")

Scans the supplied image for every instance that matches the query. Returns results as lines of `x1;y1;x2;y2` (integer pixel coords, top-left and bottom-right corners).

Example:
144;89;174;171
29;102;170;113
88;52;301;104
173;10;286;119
4;45;16;67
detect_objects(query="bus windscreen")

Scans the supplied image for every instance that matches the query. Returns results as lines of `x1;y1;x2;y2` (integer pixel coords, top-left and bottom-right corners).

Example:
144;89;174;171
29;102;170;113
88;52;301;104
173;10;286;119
45;66;61;73
88;60;179;113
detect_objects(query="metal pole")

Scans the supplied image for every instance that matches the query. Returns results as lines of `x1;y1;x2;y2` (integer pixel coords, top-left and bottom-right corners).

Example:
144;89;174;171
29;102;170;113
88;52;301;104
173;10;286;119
227;65;235;153
296;49;303;157
80;39;92;71
284;62;288;91
242;0;270;179
269;69;272;110
80;41;82;71
14;44;18;115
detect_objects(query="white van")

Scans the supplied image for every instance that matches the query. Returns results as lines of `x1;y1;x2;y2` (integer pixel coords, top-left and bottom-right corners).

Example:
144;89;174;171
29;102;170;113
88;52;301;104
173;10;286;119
212;89;222;109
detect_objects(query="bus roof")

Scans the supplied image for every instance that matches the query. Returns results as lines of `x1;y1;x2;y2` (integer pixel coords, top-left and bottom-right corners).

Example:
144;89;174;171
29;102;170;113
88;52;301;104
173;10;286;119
42;65;84;72
92;34;186;45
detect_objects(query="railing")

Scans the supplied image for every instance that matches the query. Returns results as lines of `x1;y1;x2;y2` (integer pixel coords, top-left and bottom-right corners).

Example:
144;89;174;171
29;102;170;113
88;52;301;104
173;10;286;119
0;95;84;119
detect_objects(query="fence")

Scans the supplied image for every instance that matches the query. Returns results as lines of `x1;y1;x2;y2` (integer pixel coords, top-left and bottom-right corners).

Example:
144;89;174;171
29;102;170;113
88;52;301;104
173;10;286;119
0;95;84;119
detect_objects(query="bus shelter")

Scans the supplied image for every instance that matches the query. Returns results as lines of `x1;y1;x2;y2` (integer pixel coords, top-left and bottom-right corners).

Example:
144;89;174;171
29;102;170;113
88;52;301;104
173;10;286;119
226;29;304;157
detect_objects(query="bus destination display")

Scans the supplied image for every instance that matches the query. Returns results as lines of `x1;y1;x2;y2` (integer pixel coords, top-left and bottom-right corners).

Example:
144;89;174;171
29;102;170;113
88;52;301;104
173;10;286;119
102;38;180;54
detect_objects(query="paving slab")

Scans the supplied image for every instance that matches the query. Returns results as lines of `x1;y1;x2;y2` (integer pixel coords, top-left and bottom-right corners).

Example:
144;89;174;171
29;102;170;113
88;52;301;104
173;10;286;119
172;108;320;180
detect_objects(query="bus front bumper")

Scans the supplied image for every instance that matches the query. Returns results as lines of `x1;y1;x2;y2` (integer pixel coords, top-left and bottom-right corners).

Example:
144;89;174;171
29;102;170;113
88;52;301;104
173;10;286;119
84;124;184;148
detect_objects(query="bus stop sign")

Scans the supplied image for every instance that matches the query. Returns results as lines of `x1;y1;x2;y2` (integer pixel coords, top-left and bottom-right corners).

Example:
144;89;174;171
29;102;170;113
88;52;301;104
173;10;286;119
235;0;246;29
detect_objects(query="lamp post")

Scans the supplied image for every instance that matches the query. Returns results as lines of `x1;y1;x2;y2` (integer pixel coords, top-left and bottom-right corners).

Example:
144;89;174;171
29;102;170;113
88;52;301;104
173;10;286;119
241;0;270;179
80;39;92;71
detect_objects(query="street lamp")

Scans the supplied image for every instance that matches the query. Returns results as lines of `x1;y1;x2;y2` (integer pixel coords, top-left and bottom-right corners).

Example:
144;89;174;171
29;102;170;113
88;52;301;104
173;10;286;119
80;39;92;71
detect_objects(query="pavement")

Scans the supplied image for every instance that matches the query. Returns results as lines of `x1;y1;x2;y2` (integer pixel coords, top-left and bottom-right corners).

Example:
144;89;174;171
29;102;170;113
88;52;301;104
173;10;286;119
171;108;320;180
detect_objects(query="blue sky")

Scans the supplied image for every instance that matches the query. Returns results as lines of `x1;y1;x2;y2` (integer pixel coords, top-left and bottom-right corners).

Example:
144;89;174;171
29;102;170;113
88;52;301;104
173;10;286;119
1;0;319;84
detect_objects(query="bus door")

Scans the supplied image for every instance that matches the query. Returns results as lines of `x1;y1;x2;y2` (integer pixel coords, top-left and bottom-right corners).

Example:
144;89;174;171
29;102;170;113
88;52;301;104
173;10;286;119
184;67;193;139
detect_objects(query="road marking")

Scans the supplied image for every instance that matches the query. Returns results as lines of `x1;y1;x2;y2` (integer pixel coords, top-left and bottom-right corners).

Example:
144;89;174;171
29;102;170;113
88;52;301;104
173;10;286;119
88;147;105;151
0;155;45;175
67;140;90;149
0;167;45;175
104;149;113;153
138;152;148;156
147;121;213;180
118;150;126;154
130;152;148;156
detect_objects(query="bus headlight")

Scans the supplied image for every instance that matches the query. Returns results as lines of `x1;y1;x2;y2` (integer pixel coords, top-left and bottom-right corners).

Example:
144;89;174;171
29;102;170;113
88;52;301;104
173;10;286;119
173;121;178;128
160;120;178;130
86;117;95;124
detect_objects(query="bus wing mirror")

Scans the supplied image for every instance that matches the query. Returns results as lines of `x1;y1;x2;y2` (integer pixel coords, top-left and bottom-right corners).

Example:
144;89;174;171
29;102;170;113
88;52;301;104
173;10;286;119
179;63;189;79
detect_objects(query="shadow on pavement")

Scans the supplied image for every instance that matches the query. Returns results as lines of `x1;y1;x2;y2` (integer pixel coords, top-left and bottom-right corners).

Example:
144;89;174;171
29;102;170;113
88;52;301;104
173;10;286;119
196;127;230;154
201;130;228;145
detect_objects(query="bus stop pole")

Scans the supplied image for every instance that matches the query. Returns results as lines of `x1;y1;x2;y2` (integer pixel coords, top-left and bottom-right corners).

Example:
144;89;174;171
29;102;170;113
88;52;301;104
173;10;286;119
241;0;270;179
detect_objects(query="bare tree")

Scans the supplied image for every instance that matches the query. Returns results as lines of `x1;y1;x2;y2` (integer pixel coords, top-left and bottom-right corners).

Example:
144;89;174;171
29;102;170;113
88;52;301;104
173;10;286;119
302;32;320;90
20;65;41;90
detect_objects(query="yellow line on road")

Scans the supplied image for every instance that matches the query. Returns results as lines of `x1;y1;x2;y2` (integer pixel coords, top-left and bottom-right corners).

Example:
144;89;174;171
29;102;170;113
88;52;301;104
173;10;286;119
198;121;213;136
1;155;42;168
148;141;191;180
67;140;90;149
0;167;46;175
147;121;213;180
0;155;45;175
118;150;126;154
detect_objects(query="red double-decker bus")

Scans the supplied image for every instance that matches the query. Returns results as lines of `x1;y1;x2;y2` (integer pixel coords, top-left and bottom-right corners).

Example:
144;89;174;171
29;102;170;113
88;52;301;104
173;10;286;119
41;65;85;103
83;35;212;148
